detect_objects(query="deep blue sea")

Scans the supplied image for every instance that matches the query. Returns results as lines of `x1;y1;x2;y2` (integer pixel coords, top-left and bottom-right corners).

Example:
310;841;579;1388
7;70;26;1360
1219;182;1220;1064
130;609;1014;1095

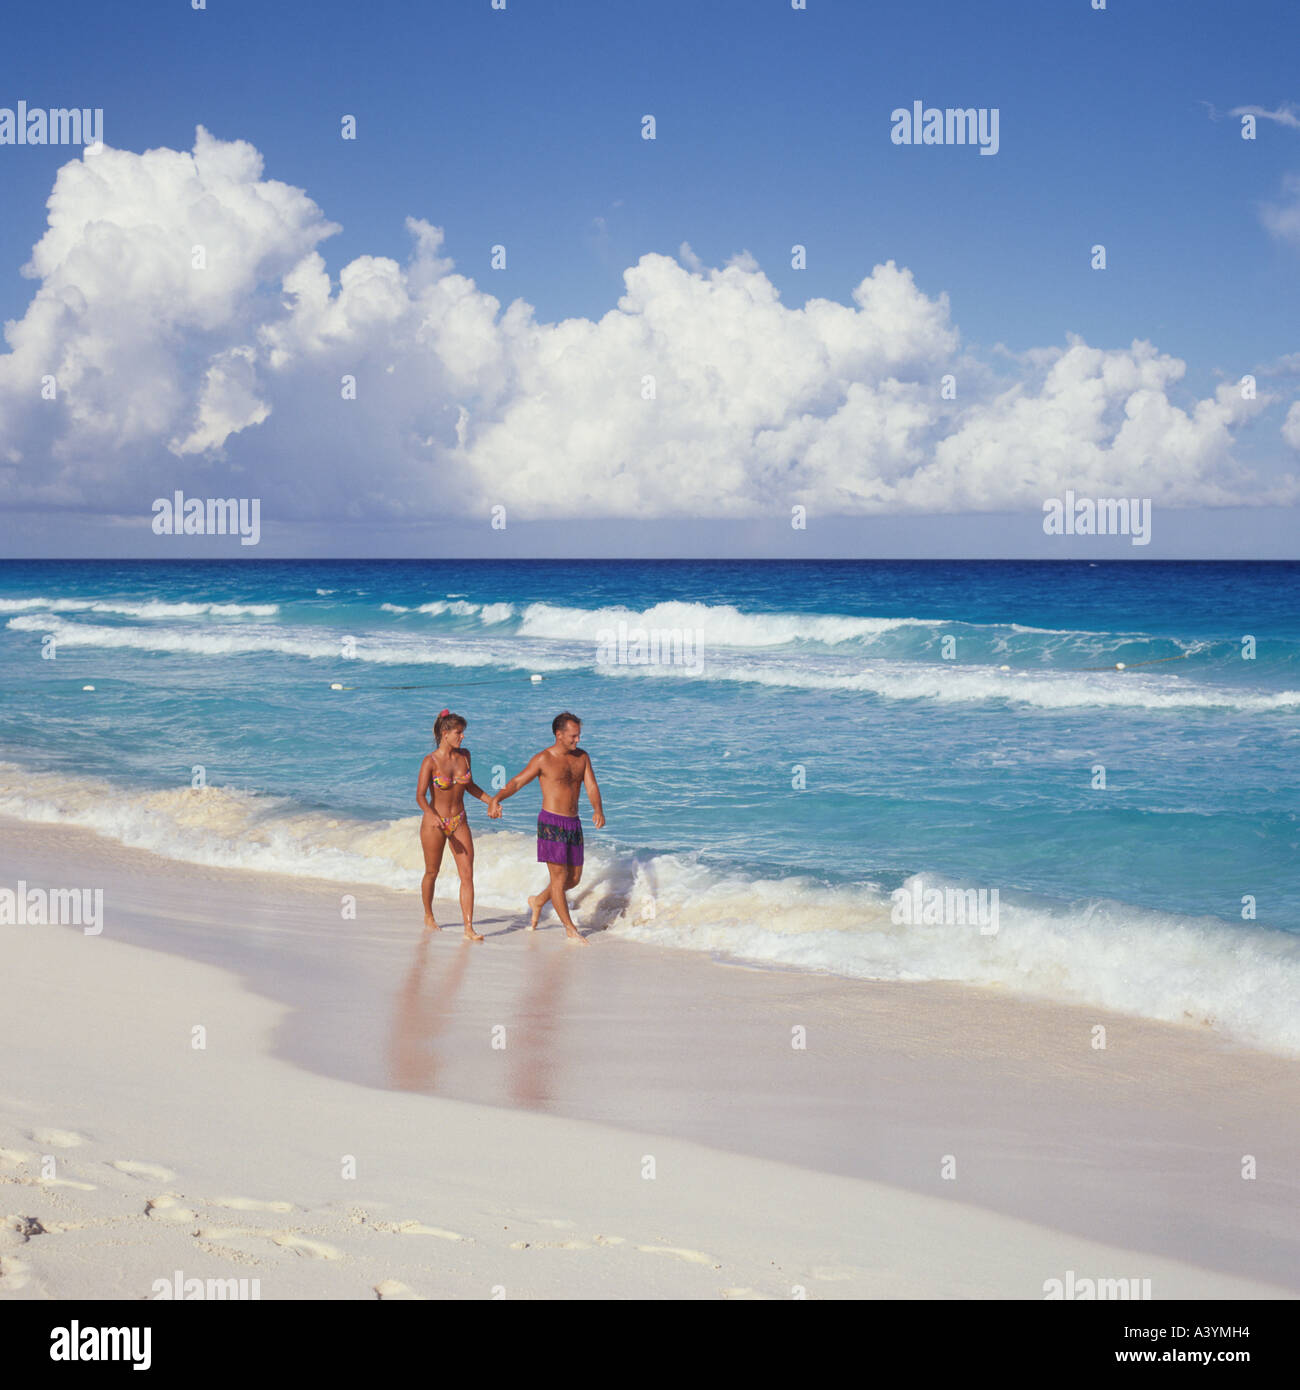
1;559;1297;1052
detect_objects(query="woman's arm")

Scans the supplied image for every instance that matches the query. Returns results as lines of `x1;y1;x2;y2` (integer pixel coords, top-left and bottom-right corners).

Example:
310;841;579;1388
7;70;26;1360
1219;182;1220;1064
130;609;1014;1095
461;750;491;804
416;755;433;813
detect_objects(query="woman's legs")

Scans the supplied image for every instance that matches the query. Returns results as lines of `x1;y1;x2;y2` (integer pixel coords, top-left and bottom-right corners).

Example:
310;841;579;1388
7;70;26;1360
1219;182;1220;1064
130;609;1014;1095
419;813;447;928
447;822;482;941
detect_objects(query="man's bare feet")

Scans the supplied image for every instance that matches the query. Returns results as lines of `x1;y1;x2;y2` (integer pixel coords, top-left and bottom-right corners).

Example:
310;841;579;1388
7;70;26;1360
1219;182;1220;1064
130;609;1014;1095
464;925;483;942
424;915;440;931
527;892;546;930
564;926;588;946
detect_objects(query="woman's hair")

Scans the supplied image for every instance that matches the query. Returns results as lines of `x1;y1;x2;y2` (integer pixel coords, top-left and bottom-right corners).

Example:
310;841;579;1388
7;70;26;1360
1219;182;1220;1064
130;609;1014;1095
434;710;467;745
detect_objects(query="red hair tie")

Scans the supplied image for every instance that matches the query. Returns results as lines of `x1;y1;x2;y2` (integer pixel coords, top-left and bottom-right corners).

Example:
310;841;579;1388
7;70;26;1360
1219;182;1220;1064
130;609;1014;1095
439;708;450;717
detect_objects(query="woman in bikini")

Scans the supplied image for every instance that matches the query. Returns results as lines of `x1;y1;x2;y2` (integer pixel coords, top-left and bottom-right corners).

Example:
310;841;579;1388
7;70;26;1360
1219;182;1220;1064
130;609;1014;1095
417;709;492;941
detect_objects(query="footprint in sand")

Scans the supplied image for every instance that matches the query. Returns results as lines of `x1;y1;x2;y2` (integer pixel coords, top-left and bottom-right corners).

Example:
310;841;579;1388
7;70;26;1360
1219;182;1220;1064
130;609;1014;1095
635;1244;718;1267
110;1160;177;1182
210;1197;295;1214
28;1128;85;1149
373;1219;471;1242
507;1238;591;1251
0;1215;47;1248
145;1194;198;1224
195;1225;273;1242
0;1149;36;1168
270;1234;343;1260
192;1240;267;1269
0;1254;31;1291
374;1279;424;1300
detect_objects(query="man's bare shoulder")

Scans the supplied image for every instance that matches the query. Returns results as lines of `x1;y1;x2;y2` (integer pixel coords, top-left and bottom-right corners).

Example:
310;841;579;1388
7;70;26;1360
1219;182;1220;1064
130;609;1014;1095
537;747;583;772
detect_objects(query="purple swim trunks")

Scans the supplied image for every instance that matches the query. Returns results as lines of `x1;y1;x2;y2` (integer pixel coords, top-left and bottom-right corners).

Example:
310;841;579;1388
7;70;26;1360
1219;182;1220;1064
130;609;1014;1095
537;809;584;866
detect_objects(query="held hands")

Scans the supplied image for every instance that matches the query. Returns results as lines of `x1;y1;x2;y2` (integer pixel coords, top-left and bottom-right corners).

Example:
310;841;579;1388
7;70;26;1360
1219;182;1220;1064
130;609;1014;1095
481;793;598;826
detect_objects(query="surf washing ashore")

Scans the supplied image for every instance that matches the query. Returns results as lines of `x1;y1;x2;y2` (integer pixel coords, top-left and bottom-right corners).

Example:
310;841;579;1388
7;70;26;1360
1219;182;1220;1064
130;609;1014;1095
2;813;1297;1299
1;558;1297;1297
1;558;1297;1052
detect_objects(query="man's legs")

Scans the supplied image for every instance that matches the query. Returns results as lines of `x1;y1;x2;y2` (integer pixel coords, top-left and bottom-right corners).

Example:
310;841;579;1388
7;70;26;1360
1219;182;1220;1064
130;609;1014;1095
529;863;581;928
546;861;586;943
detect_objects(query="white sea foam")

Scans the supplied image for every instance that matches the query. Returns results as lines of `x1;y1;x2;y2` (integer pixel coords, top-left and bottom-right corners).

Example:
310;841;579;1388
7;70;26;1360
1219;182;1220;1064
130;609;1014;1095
4;615;572;671
382;600;515;621
0;761;1296;1058
399;598;1231;679
414;599;514;622
0;597;278;617
597;653;1300;711
8;613;1289;711
516;600;937;647
607;861;1300;1056
400;596;1186;655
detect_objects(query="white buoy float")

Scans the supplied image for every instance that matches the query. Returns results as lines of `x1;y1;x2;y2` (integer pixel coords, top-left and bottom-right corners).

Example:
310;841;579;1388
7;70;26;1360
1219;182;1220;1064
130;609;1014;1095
1115;662;1126;670
329;682;344;690
530;674;543;683
82;684;95;691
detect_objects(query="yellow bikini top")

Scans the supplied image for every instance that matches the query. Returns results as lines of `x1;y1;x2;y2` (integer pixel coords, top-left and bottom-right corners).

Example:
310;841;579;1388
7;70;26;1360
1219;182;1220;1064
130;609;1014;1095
431;767;471;790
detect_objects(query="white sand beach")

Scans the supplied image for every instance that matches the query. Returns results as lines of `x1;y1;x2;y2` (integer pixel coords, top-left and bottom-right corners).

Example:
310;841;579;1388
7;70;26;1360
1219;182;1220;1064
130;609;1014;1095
1;814;1296;1300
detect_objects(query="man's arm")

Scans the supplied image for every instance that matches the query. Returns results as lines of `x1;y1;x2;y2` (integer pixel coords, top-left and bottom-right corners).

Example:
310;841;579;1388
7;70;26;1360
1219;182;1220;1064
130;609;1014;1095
489;753;543;816
583;753;605;829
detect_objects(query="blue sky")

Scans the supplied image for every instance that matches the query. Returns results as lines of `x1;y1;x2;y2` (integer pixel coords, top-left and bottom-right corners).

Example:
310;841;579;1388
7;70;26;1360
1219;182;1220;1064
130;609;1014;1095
1;0;1299;556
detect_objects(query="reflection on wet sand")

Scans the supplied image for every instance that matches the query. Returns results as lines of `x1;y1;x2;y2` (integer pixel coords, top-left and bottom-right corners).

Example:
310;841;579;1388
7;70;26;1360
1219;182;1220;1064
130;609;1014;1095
507;939;570;1109
387;931;473;1091
385;913;580;1111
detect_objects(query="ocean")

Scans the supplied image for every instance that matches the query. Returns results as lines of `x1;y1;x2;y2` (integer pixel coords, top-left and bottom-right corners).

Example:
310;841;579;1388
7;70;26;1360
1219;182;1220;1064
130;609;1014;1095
1;558;1297;1053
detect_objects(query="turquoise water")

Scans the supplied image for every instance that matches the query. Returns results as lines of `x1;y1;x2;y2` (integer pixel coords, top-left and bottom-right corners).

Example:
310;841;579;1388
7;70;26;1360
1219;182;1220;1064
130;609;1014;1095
1;559;1297;1051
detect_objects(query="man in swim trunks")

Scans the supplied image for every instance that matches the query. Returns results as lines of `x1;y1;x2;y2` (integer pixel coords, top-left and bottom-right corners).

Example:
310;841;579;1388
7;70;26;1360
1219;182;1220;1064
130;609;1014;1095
487;712;604;944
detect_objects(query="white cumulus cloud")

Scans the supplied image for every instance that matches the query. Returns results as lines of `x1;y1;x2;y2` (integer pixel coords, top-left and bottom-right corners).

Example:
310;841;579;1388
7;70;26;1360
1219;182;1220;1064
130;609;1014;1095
0;125;1294;523
1284;400;1300;451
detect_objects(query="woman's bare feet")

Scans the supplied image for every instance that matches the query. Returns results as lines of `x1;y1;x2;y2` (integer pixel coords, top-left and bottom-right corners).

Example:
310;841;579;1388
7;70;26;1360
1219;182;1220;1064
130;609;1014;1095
527;892;546;930
565;926;588;946
464;925;484;942
424;914;440;931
